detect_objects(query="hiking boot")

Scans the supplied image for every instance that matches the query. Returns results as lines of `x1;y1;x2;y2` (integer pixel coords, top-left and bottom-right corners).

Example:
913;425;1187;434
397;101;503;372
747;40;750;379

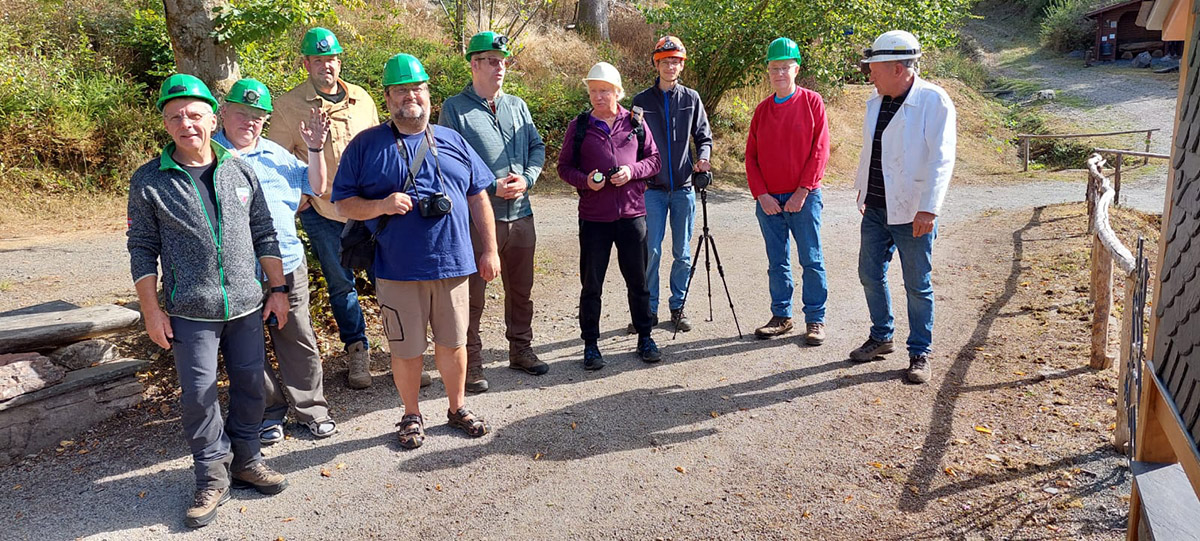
626;314;659;335
465;362;489;393
184;486;230;528
637;336;662;363
346;341;372;389
583;342;605;371
671;309;692;332
849;337;894;362
231;462;288;495
420;370;432;388
754;316;793;338
805;322;826;346
509;348;549;375
906;354;931;384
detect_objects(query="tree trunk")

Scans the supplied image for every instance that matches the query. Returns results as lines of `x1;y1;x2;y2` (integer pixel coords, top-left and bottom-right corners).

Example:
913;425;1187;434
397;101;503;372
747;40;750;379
162;0;240;97
577;0;609;40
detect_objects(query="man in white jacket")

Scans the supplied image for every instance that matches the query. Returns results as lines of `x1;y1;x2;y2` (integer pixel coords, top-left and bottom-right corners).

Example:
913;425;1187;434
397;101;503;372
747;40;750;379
849;30;956;384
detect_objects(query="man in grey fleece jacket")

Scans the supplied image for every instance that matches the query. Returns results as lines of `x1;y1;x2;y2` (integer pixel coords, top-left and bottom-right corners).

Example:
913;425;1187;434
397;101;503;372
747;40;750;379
438;31;548;392
126;74;291;529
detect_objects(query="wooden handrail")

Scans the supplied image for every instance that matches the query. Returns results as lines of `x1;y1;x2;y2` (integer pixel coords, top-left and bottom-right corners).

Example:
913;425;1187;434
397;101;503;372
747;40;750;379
1091;149;1171;206
1088;154;1137;276
1021;128;1159;171
1093;148;1171;159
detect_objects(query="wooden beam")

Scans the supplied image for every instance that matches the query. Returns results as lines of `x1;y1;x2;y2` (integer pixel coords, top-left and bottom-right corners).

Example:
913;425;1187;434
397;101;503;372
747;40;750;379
0;305;141;354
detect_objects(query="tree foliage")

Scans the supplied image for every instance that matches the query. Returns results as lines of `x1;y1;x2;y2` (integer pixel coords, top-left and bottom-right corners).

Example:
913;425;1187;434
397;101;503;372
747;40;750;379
644;0;973;111
211;0;335;47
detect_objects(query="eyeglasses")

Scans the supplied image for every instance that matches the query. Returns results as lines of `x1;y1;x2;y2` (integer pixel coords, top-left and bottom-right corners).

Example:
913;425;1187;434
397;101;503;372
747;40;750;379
231;109;269;125
166;111;212;127
658;58;683;66
390;84;428;96
767;66;795;75
473;57;509;68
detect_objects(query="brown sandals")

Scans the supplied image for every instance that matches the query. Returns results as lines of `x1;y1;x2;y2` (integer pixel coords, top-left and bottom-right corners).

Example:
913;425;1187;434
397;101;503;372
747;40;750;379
396;413;425;449
447;407;489;437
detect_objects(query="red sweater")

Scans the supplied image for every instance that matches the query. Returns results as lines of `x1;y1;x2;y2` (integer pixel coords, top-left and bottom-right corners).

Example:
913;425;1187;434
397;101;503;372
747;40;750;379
744;87;830;198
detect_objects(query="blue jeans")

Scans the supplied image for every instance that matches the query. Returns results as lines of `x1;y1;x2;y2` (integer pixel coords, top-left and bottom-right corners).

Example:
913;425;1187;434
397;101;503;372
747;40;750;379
645;187;695;314
858;206;936;356
755;189;827;323
299;207;368;349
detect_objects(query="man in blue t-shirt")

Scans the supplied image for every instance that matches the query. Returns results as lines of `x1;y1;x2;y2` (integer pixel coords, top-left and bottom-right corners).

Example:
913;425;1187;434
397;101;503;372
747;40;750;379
332;54;499;449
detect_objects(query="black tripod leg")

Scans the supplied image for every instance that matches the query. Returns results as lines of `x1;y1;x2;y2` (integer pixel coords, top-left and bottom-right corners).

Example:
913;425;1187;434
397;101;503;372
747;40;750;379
704;233;714;321
674;233;707;340
705;235;744;339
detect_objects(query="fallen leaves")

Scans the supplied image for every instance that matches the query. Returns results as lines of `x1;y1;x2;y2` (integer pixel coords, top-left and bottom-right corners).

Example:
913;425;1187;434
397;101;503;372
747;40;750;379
710;411;719;418
974;425;993;435
533;452;543;460
569;422;577;430
944;467;957;477
868;462;884;469
675;466;686;474
137;491;146;498
320;468;332;478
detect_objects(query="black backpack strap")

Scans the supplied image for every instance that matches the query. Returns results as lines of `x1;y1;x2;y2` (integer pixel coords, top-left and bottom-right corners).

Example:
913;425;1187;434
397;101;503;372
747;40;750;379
572;109;591;167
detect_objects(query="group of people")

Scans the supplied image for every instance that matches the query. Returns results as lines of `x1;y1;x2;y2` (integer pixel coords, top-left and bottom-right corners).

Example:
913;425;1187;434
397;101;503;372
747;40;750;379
126;26;954;528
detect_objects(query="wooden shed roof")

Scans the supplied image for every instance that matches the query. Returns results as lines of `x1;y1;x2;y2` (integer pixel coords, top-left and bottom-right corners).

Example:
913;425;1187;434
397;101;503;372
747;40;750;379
1085;0;1148;18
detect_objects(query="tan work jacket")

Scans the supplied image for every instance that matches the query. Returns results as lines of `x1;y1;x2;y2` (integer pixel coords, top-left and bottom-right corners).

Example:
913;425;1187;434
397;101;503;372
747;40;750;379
267;79;380;222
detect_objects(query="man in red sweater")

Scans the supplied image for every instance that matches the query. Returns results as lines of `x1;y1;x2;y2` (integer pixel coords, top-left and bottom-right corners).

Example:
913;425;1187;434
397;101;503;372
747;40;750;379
744;37;831;345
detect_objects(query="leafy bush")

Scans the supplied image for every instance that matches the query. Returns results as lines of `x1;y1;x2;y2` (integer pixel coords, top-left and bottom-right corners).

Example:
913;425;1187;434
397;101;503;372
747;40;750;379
1040;0;1099;53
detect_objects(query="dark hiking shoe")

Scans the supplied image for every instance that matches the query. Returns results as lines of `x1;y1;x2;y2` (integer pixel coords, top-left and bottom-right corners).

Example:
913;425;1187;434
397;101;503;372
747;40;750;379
184;486;229;528
583;342;605;371
509;348;549;375
465;363;489;393
637;336;662;363
849;337;894;362
805;322;826;346
346;341;372;389
671;309;692;332
754;316;793;338
906;355;932;384
231;462;288;495
626;314;659;335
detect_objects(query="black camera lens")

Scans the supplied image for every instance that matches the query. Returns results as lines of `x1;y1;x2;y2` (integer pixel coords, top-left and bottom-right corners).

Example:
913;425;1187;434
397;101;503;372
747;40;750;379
436;197;451;212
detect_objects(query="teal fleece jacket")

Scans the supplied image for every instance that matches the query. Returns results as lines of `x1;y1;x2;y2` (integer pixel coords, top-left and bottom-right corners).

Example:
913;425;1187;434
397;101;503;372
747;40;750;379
437;83;545;221
126;142;281;321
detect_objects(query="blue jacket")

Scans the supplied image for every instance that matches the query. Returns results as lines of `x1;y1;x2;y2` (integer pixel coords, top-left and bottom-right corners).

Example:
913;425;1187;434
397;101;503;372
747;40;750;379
631;80;713;191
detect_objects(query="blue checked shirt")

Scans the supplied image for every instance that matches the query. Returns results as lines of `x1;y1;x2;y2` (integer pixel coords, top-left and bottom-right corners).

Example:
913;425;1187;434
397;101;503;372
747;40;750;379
214;131;313;274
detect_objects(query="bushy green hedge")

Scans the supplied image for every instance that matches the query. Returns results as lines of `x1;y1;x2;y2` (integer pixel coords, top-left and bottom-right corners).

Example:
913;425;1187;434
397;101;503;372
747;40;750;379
1039;0;1100;53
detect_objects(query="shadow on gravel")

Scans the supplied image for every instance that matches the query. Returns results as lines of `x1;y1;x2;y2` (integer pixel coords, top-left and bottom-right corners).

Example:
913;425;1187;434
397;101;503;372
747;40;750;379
897;206;1123;514
393;360;903;472
889;444;1128;539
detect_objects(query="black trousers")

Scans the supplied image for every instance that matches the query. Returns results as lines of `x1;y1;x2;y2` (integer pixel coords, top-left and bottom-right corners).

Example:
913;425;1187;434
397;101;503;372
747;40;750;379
579;217;654;341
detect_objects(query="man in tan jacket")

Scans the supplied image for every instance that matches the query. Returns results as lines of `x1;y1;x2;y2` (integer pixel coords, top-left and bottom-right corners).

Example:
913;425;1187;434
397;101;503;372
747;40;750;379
268;27;398;390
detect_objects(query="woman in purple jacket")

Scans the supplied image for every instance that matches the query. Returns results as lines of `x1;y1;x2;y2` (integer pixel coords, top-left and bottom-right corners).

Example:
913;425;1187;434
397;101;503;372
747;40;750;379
558;62;663;370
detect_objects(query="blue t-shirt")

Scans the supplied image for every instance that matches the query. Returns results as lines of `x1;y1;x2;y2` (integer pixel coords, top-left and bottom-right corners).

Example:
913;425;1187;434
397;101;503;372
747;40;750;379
214;132;313;274
331;123;492;281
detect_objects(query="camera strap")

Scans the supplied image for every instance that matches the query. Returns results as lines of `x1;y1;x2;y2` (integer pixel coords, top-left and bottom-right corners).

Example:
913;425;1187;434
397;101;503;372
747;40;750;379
391;121;448;197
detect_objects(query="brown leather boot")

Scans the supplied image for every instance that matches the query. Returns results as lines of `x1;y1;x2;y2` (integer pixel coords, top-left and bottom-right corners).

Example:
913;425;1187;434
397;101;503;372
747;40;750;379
346;341;371;389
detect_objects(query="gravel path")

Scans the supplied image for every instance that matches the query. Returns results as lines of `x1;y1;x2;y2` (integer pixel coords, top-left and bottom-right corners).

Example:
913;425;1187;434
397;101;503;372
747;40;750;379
0;179;1141;539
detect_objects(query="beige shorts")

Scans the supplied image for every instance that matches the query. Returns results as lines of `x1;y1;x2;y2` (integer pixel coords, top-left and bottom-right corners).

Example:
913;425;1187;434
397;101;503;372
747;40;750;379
376;276;469;359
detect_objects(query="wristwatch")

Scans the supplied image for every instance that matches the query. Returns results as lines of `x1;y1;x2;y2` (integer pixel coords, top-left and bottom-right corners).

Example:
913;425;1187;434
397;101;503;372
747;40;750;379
269;284;291;294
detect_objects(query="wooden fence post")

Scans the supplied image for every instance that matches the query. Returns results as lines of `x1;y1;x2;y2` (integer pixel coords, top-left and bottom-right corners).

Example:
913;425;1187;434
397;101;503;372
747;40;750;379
1091;233;1115;370
1114;154;1123;207
1144;130;1152;165
1115;275;1136;449
1022;137;1030;172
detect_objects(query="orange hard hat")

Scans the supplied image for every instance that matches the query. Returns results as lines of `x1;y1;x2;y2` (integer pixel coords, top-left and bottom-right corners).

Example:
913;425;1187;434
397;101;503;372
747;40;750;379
653;36;687;61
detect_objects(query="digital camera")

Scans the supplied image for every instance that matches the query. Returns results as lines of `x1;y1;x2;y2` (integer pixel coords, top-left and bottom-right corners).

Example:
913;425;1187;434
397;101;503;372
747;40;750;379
693;170;713;190
590;166;621;184
418;192;453;218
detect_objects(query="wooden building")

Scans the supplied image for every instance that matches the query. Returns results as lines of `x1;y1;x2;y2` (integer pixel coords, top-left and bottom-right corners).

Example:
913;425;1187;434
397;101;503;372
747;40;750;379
1086;0;1172;61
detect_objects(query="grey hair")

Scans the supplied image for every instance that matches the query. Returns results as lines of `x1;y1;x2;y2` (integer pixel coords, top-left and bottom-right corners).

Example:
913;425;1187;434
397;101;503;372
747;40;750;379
900;58;919;73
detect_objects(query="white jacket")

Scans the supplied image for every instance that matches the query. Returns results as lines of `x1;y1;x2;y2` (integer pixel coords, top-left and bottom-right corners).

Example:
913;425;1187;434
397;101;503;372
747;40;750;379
854;76;957;225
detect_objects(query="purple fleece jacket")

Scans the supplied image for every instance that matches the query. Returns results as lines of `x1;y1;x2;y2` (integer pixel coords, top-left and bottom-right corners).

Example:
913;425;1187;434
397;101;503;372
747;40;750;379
557;106;661;222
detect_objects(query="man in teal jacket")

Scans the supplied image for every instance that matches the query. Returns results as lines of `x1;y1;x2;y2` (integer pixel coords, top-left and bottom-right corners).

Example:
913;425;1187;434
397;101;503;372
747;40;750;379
127;74;290;528
438;31;548;392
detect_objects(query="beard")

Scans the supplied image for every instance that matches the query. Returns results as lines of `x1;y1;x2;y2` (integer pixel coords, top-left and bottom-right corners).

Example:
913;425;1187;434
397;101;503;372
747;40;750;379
396;103;427;120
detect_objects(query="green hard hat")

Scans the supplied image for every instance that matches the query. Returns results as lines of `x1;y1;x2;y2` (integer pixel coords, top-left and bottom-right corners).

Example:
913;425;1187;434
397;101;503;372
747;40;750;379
383;53;430;86
465;31;511;60
225;79;273;112
156;73;218;112
766;37;802;64
301;27;344;56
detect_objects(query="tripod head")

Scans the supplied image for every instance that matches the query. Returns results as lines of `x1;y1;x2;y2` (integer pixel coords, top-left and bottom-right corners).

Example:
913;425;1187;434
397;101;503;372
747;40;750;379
693;170;713;191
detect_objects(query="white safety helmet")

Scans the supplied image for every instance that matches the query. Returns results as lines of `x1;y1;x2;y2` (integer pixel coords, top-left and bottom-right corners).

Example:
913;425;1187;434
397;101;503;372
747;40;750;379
862;30;922;63
582;62;624;95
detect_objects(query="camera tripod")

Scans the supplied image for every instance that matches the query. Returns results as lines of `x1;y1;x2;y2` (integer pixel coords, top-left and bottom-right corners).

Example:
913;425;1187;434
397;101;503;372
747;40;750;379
675;186;743;339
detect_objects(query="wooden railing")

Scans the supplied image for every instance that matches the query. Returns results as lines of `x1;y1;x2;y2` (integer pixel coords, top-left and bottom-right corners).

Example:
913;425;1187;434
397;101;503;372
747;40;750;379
1018;128;1159;171
1092;148;1171;206
1085;154;1141;450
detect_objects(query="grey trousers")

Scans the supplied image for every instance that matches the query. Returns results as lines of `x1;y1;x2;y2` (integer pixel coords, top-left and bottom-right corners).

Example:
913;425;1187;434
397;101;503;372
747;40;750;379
171;312;266;490
264;262;330;424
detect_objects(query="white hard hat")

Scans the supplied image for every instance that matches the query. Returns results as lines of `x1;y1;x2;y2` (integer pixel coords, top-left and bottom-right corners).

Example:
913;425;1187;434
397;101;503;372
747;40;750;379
583;62;623;93
862;30;922;63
